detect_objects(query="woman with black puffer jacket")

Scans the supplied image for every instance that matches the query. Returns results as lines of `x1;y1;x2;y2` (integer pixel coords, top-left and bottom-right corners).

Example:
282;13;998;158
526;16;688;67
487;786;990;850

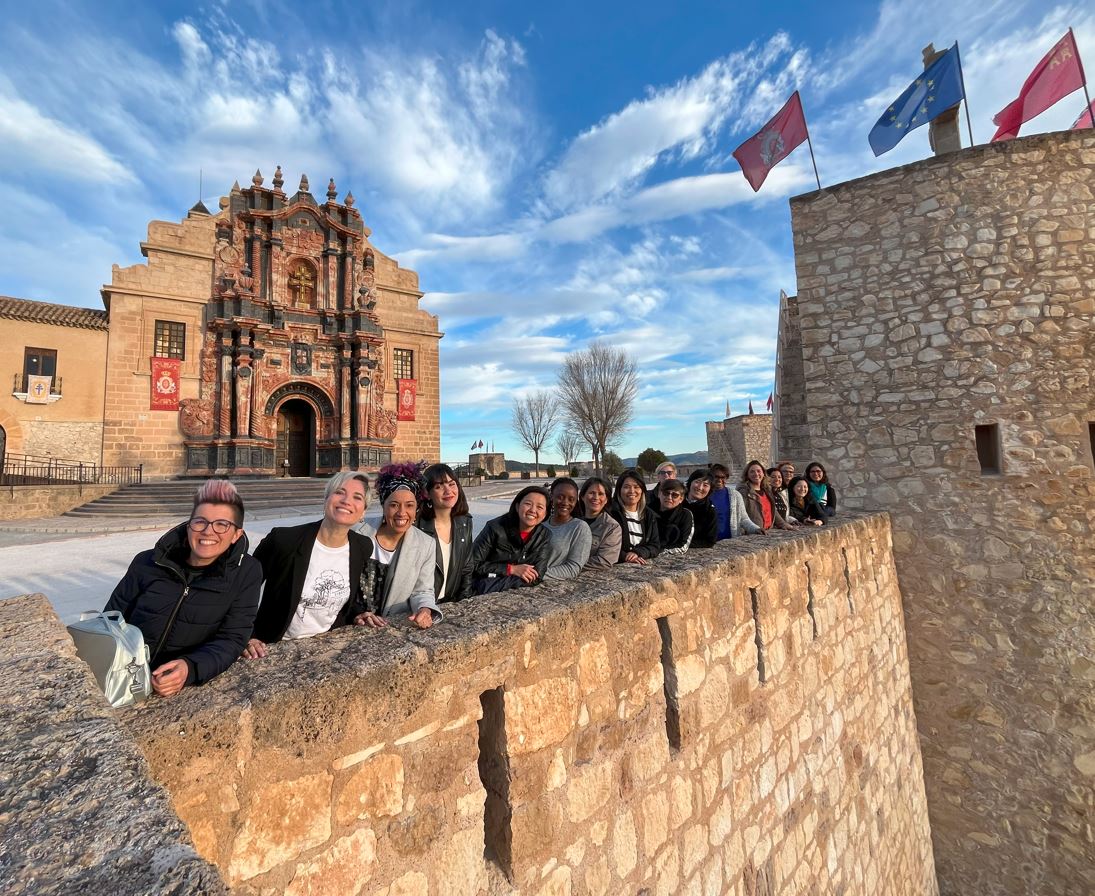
469;486;553;594
104;479;261;698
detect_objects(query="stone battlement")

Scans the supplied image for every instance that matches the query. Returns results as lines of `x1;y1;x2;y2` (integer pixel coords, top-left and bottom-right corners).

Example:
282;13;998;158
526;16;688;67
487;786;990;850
2;514;936;895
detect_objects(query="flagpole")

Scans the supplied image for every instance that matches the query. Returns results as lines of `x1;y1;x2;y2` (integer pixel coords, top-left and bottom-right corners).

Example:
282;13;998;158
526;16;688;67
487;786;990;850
954;42;976;148
799;92;823;190
1073;28;1094;126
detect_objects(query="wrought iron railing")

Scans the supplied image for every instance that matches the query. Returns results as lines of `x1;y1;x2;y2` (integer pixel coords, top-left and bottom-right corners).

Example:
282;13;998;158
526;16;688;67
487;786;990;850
12;374;63;396
0;452;142;486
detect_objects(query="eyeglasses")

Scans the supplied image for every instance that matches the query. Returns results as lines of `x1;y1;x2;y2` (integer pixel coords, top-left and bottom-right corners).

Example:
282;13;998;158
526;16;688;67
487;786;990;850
661;491;684;501
656;470;673;477
188;517;238;534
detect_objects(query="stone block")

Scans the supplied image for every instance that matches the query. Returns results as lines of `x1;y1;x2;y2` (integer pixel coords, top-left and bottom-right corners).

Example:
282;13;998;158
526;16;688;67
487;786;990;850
506;677;580;755
228;771;334;882
335;753;405;825
284;828;377;896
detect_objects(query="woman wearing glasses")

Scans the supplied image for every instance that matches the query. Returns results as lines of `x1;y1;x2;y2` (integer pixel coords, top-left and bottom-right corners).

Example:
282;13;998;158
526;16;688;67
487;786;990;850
104;479;262;698
243;472;373;659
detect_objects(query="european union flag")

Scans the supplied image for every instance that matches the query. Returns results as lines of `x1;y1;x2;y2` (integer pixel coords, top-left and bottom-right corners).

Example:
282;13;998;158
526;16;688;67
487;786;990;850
869;44;965;156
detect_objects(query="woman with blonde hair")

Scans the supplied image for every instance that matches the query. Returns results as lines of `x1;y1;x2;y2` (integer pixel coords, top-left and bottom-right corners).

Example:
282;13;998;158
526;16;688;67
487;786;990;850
243;471;373;658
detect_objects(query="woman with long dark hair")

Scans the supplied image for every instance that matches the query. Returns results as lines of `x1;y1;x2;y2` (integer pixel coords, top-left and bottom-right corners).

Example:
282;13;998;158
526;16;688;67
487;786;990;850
787;476;826;526
579;476;622;569
417;463;474;602
609;468;661;564
804;461;838;518
469;485;552;593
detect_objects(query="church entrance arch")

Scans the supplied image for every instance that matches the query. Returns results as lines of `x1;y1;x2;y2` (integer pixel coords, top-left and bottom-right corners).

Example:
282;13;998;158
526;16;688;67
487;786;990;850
275;399;315;477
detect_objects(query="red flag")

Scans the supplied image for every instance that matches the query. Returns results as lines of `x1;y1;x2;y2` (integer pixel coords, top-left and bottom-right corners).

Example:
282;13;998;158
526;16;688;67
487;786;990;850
1073;98;1094;130
766;392;773;412
992;31;1086;142
732;91;808;192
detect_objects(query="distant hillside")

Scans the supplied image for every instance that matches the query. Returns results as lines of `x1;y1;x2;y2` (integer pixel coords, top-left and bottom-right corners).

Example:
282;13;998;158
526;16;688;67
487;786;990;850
620;451;708;467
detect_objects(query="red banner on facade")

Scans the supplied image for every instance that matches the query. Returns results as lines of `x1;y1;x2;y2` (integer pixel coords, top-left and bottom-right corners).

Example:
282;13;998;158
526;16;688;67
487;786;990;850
397;378;416;421
150;357;181;411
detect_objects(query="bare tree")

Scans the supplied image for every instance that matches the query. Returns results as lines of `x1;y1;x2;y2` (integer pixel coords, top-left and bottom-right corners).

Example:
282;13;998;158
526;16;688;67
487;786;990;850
557;341;639;474
555;428;583;469
511;390;559;476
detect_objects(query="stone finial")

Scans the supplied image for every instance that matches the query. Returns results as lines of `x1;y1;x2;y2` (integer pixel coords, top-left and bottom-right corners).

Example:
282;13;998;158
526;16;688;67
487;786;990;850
922;43;962;156
218;195;229;210
345;191;355;207
272;165;284;189
327;178;337;201
299;174;310;192
252;169;264;187
230;180;241;194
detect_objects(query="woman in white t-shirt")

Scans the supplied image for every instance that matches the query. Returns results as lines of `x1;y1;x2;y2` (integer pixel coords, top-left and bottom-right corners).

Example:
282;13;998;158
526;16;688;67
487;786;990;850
353;463;440;630
244;472;374;658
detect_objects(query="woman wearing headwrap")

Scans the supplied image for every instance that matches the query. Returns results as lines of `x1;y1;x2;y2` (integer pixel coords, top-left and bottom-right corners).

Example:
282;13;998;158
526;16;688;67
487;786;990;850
353;462;441;630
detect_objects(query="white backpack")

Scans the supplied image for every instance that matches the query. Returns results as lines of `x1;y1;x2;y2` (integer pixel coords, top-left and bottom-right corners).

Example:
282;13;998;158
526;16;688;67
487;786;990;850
67;611;151;707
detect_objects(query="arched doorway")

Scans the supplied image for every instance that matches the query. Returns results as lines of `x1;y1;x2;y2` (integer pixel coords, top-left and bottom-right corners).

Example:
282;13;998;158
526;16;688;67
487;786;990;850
275;399;315;477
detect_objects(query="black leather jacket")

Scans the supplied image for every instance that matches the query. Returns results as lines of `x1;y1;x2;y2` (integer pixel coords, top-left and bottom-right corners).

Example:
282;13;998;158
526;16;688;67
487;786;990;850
417;514;474;602
469;514;552;587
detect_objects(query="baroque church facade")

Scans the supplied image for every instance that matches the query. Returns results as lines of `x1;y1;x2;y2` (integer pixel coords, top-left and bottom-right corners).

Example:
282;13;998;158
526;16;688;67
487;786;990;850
0;169;440;478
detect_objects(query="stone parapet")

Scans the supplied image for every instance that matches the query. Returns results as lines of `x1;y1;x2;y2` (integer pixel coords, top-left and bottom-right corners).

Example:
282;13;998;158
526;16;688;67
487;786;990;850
102;513;935;895
0;594;228;895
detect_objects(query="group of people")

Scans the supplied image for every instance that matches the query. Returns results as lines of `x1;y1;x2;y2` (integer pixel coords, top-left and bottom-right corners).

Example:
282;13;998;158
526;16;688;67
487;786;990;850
103;458;837;698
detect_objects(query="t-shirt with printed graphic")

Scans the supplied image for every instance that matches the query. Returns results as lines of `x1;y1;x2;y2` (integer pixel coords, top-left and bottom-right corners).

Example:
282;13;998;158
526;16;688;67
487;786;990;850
284;540;351;639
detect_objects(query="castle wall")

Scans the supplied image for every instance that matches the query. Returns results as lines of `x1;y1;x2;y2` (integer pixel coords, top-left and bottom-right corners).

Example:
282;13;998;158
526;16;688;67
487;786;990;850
705;414;773;474
104;515;935;895
772;292;810;465
788;129;1095;896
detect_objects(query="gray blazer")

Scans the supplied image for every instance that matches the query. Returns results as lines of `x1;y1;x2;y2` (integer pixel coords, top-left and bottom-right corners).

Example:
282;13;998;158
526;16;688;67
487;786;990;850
378;525;443;622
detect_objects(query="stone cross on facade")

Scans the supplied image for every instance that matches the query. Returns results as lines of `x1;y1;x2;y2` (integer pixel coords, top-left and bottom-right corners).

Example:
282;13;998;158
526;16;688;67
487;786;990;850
288;265;315;307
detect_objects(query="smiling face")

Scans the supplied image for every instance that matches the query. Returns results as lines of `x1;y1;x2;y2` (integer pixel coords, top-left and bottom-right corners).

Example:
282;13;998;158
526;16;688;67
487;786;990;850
382;489;418;534
779;464;795;482
323;478;368;528
551;483;579;522
688;478;711;501
429;475;460;510
808;465;825;482
619;478;645;511
793;479;810;499
582;483;608;516
187;501;244;566
769;469;783;489
517;493;548;531
746;463;766;488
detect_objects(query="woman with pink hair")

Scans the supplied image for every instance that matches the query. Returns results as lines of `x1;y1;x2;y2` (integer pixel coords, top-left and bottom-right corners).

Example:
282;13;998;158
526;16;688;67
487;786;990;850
105;479;262;697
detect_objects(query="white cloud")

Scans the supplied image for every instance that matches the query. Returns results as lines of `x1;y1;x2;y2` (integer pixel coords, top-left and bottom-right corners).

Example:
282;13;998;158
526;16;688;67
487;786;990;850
0;80;135;184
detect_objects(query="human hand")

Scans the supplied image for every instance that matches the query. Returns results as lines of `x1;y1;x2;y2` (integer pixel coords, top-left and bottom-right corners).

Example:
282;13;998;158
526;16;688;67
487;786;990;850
625;552;647;565
511;564;539;583
409;608;434;629
354;611;388;628
242;638;267;659
151;659;189;697
812;519;823;527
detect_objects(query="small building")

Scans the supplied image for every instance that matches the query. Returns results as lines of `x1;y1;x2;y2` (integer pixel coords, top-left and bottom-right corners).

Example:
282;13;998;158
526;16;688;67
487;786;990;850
705;412;772;474
469;452;506;476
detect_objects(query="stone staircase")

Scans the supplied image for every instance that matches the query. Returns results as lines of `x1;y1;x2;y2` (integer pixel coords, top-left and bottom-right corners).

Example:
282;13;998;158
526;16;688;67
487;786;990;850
63;478;331;518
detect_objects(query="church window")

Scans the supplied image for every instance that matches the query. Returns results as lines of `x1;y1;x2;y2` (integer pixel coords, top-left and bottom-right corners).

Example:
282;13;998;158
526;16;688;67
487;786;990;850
154;320;186;360
392;348;414;380
974;423;1001;475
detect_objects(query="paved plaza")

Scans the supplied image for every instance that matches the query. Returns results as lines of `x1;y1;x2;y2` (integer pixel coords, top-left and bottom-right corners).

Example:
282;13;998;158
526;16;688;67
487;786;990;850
0;480;548;623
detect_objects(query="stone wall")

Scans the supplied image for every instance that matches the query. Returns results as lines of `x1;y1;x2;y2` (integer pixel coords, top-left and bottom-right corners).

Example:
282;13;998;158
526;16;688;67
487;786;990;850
706;414;773;474
0;483;118;520
0;595;228;895
788;129;1095;896
20;421;104;463
108;514;935;895
771;291;810;466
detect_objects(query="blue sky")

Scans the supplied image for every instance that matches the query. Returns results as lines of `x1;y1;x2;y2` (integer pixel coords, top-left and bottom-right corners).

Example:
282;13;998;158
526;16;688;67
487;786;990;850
1;0;1091;463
